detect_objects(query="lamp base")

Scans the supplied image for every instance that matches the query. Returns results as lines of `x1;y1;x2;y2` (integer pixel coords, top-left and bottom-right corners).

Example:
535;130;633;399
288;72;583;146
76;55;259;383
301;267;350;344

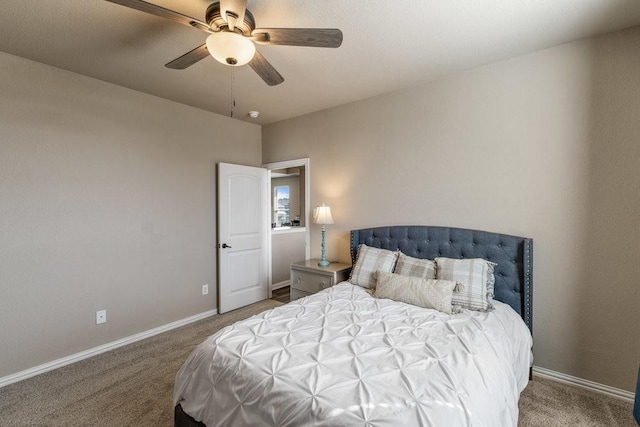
318;259;330;267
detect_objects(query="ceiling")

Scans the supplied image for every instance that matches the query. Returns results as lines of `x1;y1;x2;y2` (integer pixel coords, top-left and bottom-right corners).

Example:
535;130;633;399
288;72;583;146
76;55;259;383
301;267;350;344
2;1;640;125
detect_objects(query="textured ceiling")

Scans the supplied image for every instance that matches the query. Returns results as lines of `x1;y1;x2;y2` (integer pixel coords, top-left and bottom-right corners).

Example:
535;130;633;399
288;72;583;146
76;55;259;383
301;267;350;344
1;1;640;124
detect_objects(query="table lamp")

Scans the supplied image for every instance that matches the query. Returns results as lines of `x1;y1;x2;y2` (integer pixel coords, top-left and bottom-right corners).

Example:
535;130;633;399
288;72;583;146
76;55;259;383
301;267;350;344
313;204;334;267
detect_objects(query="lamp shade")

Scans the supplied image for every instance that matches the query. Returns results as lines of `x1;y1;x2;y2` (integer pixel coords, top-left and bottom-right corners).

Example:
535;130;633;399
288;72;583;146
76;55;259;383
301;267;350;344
313;205;334;225
206;31;256;66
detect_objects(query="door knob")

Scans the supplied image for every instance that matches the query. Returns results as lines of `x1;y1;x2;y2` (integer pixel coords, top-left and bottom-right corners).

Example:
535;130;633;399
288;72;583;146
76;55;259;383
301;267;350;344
221;243;232;248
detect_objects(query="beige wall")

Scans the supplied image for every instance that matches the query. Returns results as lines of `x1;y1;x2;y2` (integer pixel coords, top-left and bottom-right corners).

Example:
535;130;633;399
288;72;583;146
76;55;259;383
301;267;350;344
0;53;261;378
271;230;306;284
263;26;640;392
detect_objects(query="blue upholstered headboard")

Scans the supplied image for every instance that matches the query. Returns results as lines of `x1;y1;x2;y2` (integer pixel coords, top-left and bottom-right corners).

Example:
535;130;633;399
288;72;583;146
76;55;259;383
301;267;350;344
350;226;533;332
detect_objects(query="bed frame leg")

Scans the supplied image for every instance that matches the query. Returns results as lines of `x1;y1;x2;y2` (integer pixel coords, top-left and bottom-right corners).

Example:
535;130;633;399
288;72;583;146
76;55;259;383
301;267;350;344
529;367;533;381
175;404;206;427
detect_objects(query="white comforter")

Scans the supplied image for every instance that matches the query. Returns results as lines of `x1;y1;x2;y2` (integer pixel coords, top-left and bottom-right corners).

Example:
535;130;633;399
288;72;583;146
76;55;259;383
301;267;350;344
174;283;533;426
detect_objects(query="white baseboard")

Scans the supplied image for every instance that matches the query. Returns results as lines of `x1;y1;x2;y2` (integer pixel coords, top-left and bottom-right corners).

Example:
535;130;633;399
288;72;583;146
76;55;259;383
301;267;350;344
270;280;290;291
0;309;218;389
533;365;635;403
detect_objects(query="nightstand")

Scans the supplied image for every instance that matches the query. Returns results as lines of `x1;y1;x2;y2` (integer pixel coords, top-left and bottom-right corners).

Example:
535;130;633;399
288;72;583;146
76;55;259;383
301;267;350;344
290;259;352;300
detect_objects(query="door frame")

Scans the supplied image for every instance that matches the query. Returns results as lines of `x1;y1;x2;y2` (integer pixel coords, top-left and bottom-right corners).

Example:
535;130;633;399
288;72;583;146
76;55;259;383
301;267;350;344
262;158;311;297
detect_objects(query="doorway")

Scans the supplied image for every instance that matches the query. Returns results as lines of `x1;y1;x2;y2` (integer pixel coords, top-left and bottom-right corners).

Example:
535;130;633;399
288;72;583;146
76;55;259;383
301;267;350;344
263;158;311;297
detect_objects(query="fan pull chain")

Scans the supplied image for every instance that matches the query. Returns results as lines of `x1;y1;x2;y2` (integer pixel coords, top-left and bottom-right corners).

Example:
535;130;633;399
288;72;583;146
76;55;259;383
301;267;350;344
230;68;236;118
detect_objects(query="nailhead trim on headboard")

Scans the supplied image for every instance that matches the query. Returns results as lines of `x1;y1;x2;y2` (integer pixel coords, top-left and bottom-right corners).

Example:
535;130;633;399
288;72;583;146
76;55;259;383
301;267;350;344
523;238;533;333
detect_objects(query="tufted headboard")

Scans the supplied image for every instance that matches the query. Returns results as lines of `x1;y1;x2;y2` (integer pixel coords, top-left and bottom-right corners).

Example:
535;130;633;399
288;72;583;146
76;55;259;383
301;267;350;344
350;226;533;332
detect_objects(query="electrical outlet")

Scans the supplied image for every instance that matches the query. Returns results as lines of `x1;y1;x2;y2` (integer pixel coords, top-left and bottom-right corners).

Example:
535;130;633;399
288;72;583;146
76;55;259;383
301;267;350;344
202;284;209;295
96;310;107;325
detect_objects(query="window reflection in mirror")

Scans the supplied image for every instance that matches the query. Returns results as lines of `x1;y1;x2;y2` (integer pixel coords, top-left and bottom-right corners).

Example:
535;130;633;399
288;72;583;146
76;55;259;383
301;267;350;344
274;185;290;226
271;167;305;229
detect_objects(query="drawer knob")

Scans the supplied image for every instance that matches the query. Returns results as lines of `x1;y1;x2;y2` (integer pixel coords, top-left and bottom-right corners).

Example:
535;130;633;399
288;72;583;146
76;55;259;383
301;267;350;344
296;277;301;284
320;280;327;289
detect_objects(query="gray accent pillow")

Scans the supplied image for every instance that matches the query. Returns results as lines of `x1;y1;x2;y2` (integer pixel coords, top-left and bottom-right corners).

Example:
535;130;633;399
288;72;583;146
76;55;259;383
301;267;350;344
349;244;398;289
375;271;459;314
393;253;436;280
435;257;496;312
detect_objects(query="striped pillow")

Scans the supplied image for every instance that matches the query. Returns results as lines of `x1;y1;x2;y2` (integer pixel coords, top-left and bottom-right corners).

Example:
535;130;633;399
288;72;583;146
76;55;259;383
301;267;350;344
349;244;398;289
435;257;496;311
393;253;436;280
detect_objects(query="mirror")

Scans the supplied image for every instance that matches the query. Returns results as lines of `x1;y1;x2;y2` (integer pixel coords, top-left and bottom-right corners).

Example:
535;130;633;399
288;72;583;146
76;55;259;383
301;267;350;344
271;166;305;229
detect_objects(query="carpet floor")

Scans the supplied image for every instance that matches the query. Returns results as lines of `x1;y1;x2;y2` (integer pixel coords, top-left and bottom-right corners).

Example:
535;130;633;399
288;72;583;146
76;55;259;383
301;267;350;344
0;299;635;426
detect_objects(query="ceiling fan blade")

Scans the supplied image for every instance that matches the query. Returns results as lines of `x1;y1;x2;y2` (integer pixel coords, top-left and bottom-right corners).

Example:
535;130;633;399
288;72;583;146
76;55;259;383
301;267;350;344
249;51;284;86
104;0;210;32
252;28;343;48
220;0;247;31
165;44;209;69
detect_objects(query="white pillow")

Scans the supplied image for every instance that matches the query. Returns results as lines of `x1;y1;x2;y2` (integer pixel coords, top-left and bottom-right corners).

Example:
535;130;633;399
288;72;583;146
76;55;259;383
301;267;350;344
349;244;398;289
393;253;436;280
435;257;496;312
375;271;459;314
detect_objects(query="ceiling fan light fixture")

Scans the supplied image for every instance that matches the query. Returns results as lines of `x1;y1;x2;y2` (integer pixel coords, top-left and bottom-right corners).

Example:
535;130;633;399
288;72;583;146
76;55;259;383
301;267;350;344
206;31;255;66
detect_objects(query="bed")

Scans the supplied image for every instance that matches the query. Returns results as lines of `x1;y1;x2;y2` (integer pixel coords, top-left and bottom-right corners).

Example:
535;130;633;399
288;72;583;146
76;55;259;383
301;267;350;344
174;225;533;426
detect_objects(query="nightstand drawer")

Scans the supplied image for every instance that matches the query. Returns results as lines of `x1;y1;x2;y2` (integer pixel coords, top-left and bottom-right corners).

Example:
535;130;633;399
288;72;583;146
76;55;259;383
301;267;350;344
291;270;333;294
291;287;313;301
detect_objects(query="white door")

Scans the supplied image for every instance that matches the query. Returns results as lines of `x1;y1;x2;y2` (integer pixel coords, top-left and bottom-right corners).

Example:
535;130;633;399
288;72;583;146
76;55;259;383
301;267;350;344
218;163;269;313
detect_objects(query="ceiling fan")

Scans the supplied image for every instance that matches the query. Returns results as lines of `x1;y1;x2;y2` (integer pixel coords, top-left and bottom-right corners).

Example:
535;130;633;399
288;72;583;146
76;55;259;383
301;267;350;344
105;0;343;86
